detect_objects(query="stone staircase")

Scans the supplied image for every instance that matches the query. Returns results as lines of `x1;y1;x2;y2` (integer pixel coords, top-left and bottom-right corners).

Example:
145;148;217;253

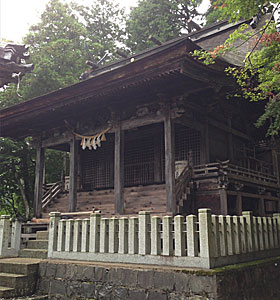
42;184;167;218
0;258;41;298
19;231;48;259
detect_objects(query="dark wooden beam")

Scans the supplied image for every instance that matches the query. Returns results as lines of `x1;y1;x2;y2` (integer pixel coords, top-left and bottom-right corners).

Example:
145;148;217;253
164;106;176;214
219;188;228;215
33;144;45;218
236;192;242;215
201;121;210;164
114;122;124;214
154;133;162;183
271;147;280;184
258;197;265;216
41;132;72;148
69;137;78;212
227;118;233;162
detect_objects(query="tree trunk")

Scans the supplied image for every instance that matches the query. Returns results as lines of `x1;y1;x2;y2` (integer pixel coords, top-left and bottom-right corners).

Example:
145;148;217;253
15;172;30;219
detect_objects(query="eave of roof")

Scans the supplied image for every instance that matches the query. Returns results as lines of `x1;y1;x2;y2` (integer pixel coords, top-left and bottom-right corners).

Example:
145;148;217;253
0;33;234;139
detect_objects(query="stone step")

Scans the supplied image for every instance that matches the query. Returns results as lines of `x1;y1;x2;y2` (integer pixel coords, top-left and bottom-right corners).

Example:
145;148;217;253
27;240;48;250
0;258;40;298
0;272;28;289
36;231;49;240
19;249;48;259
0;286;15;298
0;260;39;275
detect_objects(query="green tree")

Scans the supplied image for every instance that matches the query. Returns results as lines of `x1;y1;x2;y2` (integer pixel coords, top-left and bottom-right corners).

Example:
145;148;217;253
0;0;127;218
126;0;203;53
0;138;35;219
22;0;89;99
73;0;126;62
194;1;280;136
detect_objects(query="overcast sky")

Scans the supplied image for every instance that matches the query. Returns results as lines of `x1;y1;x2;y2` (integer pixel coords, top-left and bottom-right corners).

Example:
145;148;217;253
0;0;210;43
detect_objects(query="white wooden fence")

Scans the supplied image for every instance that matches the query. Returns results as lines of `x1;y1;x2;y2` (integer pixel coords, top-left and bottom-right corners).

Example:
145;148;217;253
48;209;280;269
0;215;21;257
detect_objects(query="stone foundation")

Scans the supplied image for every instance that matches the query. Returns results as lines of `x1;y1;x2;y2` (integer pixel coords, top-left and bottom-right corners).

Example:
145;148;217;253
37;257;280;300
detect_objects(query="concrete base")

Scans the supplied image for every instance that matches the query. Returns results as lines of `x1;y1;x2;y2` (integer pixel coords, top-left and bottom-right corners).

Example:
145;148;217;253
37;256;280;300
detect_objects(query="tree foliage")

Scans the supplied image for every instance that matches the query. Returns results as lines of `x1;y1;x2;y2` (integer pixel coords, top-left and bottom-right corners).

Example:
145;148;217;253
126;0;203;53
73;0;126;62
0;0;126;218
194;1;280;136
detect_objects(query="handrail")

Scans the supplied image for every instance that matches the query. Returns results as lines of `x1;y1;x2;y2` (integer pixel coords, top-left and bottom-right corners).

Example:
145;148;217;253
175;164;193;209
42;181;62;209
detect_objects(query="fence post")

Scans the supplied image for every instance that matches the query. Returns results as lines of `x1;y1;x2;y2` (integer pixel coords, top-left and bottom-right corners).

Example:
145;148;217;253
48;212;61;258
151;216;161;255
257;217;265;251
199;209;214;261
109;217;118;253
174;215;186;256
163;216;172;256
65;219;74;252
263;217;269;250
233;216;241;254
89;212;101;253
100;218;109;253
73;219;82;252
212;215;220;257
57;220;66;252
11;219;22;255
0;216;10;257
186;215;198;257
139;211;151;255
219;215;228;256
119;217;128;254
242;211;255;252
273;213;280;247
226;216;235;255
81;219;90;252
128;217;138;254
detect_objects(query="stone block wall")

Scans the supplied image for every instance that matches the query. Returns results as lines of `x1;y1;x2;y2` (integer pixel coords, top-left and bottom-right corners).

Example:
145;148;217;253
37;257;280;300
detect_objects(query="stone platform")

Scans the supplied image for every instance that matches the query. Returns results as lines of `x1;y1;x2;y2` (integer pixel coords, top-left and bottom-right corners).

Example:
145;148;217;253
36;256;280;300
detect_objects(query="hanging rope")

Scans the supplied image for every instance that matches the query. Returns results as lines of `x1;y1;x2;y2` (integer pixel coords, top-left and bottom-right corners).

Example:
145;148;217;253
72;127;111;150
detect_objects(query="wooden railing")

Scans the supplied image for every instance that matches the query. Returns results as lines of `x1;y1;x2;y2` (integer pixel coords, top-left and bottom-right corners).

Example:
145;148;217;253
192;161;278;187
42;181;63;209
47;210;280;269
175;164;192;211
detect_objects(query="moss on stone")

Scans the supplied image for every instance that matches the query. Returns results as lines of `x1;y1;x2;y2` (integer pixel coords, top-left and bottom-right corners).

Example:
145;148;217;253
178;256;280;276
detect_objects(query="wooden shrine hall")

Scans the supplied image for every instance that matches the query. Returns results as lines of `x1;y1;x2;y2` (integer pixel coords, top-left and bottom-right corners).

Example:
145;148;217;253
1;20;280;219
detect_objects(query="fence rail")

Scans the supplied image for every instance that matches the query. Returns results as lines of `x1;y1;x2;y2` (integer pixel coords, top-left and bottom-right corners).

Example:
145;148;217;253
48;209;280;269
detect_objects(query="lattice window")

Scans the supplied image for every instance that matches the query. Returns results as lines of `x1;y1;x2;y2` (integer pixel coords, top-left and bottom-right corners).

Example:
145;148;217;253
81;123;201;191
175;124;201;166
124;125;157;186
81;134;114;191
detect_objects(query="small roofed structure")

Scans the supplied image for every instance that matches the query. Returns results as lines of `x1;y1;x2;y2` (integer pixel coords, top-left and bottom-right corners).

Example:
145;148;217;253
0;43;33;88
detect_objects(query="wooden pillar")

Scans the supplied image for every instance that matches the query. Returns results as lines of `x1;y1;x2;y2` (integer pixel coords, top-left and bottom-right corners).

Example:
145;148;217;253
236;192;242;215
69;137;78;212
201;120;210;164
114;123;124;214
154;133;162;183
235;183;243;215
227;118;233;162
164;106;176;214
219;188;228;215
271;147;280;184
258;188;265;216
34;144;45;218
